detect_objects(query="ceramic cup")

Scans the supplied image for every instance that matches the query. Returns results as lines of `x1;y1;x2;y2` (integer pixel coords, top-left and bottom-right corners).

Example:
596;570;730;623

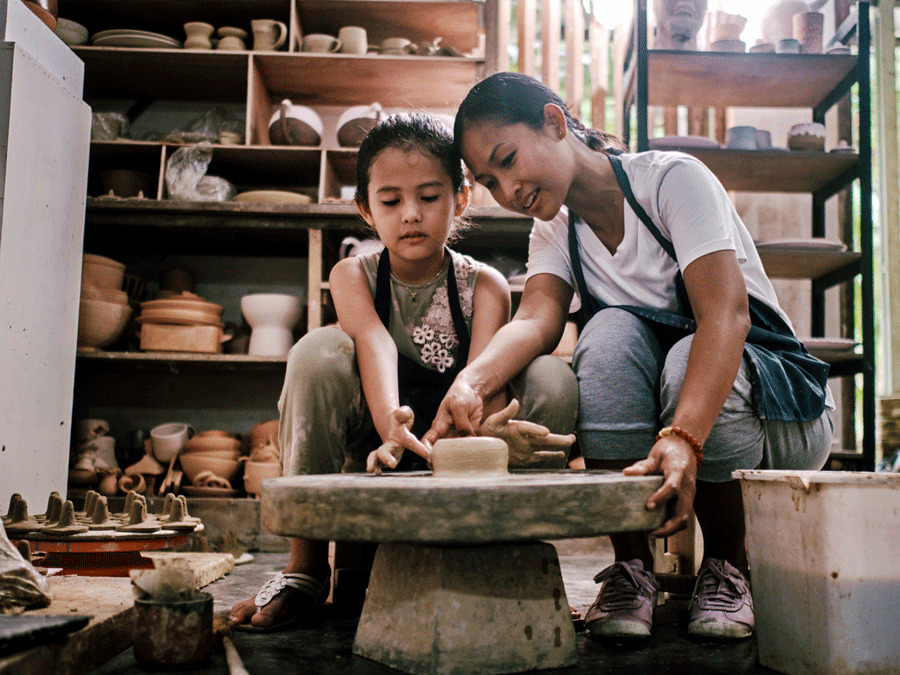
302;33;341;53
726;125;758;150
150;422;195;463
776;38;801;54
251;19;287;51
793;11;824;54
756;129;772;149
338;25;367;55
183;22;214;50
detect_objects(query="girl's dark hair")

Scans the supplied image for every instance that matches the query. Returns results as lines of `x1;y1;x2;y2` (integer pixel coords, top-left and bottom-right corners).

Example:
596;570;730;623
453;71;626;158
355;112;470;241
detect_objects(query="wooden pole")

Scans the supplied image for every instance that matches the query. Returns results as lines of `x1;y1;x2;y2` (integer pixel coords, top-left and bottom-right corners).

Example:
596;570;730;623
565;0;584;113
589;16;609;131
542;0;561;87
518;0;538;76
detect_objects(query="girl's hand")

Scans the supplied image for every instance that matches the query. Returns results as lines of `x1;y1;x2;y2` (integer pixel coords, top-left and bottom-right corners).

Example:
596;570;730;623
622;435;697;538
367;406;432;474
479;399;575;468
423;379;484;444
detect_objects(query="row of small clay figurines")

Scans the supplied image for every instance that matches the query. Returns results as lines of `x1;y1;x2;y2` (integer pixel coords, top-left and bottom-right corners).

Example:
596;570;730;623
2;491;201;536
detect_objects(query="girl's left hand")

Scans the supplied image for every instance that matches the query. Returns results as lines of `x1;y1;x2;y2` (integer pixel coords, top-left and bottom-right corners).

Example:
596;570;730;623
622;435;697;538
367;406;432;473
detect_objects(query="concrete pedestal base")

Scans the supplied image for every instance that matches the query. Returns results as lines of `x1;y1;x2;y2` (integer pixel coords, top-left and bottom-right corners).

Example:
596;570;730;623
353;542;577;674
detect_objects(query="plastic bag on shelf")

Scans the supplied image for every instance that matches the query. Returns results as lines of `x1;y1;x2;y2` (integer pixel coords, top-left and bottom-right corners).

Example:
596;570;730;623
91;112;129;140
165;143;234;202
164;107;244;144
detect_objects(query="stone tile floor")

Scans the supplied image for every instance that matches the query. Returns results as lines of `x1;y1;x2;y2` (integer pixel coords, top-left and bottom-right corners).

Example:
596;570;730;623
92;539;777;674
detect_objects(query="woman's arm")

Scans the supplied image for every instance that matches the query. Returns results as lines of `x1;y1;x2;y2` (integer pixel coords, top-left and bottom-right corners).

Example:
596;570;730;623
329;258;430;460
425;272;573;441
624;249;751;536
467;264;512;418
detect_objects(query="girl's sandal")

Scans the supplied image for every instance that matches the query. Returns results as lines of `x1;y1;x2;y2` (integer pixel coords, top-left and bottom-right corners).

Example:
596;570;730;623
234;570;330;633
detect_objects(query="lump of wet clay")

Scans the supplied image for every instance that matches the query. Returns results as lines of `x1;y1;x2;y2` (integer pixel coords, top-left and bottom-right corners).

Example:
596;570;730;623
431;437;509;476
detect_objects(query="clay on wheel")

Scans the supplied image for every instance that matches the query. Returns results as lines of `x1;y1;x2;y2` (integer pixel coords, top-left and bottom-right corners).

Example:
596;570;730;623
431;437;508;476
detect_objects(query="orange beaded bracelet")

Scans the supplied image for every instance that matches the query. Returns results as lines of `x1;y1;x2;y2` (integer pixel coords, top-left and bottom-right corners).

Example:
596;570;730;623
656;426;703;468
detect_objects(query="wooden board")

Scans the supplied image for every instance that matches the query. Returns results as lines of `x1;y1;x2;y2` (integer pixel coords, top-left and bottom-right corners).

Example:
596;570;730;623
0;553;234;674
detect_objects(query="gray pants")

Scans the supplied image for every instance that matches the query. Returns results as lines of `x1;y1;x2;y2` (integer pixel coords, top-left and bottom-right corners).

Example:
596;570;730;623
573;308;833;483
278;326;579;476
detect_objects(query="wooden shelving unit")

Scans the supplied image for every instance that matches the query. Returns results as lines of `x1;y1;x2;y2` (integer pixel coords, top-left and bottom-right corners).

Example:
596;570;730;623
624;1;874;469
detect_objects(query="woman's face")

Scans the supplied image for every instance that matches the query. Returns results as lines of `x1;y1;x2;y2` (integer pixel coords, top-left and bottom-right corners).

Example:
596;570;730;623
459;114;571;222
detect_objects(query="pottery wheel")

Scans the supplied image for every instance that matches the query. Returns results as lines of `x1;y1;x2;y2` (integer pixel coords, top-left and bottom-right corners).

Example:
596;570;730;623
261;470;665;544
262;471;666;673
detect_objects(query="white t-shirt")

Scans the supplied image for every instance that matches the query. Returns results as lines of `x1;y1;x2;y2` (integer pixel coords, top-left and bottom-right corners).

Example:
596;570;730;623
526;150;793;330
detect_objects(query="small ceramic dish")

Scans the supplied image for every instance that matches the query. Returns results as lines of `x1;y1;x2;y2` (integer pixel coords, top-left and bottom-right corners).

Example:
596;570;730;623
233;190;313;204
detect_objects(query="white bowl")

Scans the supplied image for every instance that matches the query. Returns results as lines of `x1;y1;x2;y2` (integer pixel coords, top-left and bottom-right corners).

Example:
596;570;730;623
77;298;132;350
336;102;383;147
268;100;323;145
55;18;89;46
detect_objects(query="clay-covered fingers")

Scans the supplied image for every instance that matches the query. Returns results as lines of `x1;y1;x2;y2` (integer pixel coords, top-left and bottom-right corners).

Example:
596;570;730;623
366;441;404;474
387;406;430;461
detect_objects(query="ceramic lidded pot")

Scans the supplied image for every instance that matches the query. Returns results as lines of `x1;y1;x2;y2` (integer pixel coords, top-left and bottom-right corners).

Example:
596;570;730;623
268;100;323;146
337;102;383;147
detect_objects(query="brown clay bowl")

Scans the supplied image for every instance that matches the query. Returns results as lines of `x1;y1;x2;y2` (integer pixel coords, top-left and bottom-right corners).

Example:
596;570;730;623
250;419;280;449
243;461;282;496
22;1;57;31
77;298;133;350
81;284;129;305
83;254;126;290
180;448;241;461
179;454;241;484
195;430;232;439
183;435;241;454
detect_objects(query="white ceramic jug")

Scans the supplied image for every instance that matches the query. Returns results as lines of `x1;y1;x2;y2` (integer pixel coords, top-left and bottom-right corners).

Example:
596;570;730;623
339;236;384;259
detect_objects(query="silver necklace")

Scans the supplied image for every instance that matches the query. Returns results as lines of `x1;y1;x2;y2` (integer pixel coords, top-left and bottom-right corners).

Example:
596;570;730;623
393;266;445;301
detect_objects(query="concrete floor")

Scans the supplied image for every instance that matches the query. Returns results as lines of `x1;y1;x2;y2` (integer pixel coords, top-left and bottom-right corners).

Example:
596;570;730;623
91;540;777;674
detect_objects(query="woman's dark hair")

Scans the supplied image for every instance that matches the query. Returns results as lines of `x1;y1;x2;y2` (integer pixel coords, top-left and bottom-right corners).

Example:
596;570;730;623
453;71;626;158
355;112;467;208
355;112;470;241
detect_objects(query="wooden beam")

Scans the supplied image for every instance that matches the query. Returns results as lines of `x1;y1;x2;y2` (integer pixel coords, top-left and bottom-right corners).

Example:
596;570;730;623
518;0;537;76
589;16;609;131
564;0;584;112
542;0;561;87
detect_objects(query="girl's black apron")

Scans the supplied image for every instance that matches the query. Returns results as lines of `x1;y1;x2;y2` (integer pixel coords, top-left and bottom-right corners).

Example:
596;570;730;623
566;152;829;423
369;249;470;470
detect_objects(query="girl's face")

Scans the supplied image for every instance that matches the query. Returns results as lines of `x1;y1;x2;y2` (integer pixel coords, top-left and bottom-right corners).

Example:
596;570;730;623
459;109;571;222
358;147;467;266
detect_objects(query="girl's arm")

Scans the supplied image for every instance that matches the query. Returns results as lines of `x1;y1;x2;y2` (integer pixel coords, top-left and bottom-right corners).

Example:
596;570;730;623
624;249;751;536
467;264;512;418
329;257;430;460
425;272;573;441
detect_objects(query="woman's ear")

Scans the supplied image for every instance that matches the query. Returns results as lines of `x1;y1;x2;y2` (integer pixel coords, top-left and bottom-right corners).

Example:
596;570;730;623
543;103;567;141
455;184;470;216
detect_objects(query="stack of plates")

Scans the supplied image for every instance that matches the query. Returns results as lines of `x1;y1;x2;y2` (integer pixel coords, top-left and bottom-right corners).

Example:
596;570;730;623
136;292;227;353
91;29;182;48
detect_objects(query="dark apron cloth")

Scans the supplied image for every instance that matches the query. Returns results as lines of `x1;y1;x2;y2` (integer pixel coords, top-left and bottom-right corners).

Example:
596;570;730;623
566;152;828;422
368;249;471;470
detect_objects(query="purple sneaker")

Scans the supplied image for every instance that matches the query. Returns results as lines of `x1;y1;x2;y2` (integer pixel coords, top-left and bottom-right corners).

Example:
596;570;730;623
585;559;658;638
688;558;754;639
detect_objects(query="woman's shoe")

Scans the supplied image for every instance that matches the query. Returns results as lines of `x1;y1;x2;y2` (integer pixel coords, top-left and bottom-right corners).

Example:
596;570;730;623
232;569;330;632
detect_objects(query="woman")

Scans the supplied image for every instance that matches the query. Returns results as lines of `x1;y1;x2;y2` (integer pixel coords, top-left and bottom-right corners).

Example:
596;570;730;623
426;72;833;641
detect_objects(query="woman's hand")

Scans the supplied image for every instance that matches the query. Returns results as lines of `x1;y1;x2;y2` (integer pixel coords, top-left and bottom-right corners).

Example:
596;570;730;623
622;435;697;537
366;406;432;474
423;378;484;444
479;399;575;468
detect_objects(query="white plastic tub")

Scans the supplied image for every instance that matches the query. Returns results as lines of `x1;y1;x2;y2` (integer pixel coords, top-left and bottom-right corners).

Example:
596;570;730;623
733;470;900;675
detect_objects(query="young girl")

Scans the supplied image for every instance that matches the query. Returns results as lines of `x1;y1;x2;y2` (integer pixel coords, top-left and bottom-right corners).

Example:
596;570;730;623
229;112;577;630
431;72;833;641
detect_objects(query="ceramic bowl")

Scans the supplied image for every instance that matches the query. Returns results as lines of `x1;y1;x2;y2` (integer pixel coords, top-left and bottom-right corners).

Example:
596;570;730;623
77;298;132;350
250;419;280;449
243;460;282;496
180;454;241;483
241;294;303;328
183;435;242;454
336;103;383;147
180;448;241;461
268;100;323;146
81;284;129;305
788;122;826;152
140;293;224;316
22;1;56;31
55;18;89;46
83;254;126;290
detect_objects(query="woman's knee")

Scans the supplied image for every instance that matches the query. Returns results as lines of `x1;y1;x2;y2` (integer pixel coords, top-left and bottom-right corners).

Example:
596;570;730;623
573;309;663;384
285;326;356;382
512;355;578;433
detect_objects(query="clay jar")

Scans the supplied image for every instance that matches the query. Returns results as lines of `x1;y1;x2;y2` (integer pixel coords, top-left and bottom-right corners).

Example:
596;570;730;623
133;593;214;668
183;22;214;49
793;11;824;54
653;0;708;49
217;26;248;51
268;100;323;146
251;19;287;51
